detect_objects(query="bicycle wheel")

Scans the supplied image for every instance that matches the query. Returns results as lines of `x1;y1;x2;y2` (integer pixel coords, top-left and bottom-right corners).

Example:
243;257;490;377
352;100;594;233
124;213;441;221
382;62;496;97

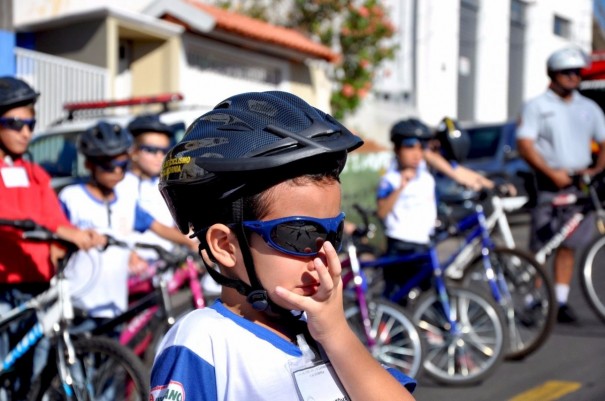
28;336;148;401
411;285;508;386
461;247;556;360
580;235;605;323
345;299;425;379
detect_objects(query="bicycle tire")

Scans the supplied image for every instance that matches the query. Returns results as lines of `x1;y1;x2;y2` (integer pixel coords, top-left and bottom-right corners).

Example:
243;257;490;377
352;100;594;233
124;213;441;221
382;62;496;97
580;235;605;323
411;284;508;386
345;299;425;379
461;247;556;360
27;336;149;401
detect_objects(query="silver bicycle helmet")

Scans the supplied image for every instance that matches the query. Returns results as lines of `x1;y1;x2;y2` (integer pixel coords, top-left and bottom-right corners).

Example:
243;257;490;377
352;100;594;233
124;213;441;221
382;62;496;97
547;47;590;72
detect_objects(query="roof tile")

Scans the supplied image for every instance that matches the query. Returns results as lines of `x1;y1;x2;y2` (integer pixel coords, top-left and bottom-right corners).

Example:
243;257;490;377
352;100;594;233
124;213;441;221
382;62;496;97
185;0;338;62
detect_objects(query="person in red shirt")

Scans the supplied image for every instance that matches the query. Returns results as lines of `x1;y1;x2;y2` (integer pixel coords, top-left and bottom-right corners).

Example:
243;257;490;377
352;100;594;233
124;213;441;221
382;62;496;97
0;76;104;399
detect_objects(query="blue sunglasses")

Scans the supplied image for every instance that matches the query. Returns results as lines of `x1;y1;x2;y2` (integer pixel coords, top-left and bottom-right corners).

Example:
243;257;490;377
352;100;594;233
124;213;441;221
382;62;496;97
243;212;346;257
138;144;171;155
0;117;36;132
93;158;129;172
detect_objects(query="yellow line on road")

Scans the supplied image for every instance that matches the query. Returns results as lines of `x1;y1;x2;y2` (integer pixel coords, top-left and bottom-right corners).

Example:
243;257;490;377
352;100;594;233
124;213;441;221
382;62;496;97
508;381;581;401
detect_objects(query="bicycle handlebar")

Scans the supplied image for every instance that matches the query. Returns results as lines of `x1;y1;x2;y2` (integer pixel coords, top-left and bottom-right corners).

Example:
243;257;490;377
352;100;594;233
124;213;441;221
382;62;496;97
134;242;197;270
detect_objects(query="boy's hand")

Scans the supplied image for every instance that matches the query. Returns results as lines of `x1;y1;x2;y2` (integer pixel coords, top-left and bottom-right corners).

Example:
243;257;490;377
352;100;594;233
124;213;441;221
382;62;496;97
399;168;416;189
128;251;149;275
274;241;348;345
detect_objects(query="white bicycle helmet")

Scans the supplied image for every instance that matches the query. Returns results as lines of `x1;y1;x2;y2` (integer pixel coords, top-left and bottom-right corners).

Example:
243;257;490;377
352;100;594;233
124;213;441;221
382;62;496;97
547;47;590;71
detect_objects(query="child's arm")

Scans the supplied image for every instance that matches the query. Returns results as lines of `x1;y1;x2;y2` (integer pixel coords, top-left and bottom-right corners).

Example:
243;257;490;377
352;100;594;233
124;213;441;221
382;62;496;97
149;220;199;252
376;169;415;220
274;241;416;401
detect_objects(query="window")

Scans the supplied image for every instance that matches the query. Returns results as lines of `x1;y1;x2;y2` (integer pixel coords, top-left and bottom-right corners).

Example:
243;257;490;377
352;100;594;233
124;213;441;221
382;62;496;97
466;126;501;160
554;15;571;38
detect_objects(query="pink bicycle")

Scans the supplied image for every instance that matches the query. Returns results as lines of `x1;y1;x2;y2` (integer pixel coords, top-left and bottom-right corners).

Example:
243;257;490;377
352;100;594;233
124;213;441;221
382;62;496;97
88;243;207;366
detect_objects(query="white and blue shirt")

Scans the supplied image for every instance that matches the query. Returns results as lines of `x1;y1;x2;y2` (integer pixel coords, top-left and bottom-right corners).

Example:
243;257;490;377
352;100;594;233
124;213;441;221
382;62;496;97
377;160;437;244
150;300;416;401
116;172;175;259
58;183;155;317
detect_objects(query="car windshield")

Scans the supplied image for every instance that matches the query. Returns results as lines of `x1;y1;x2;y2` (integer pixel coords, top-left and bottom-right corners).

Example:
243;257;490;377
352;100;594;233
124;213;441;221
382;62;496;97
466;126;502;159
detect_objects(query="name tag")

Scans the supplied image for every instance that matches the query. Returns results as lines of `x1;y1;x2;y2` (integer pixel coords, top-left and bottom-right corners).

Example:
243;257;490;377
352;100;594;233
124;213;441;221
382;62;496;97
1;167;30;188
293;362;349;401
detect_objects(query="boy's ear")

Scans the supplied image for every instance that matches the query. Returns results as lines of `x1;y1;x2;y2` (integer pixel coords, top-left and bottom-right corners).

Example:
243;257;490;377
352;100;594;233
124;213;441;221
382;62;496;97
205;224;238;268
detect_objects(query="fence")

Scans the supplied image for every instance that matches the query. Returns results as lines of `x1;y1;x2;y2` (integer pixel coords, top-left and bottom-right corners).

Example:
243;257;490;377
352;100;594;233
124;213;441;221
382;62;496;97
15;47;109;131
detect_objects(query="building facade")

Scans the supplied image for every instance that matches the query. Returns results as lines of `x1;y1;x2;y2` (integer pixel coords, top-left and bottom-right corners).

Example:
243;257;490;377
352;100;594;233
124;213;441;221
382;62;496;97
344;0;594;146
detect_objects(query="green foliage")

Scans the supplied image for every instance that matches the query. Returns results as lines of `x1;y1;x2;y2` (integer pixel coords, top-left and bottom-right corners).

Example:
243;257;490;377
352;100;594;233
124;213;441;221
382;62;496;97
214;0;396;119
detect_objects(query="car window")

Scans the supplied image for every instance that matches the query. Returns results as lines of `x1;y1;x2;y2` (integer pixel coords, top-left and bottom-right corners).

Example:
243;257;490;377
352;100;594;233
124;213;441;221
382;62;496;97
28;131;88;181
466;126;501;159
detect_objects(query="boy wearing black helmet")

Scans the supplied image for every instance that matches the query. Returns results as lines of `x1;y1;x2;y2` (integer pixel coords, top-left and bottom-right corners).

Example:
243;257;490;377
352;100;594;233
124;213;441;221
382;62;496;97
117;114;177;259
58;121;196;327
0;77;104;399
376;118;437;294
150;91;416;401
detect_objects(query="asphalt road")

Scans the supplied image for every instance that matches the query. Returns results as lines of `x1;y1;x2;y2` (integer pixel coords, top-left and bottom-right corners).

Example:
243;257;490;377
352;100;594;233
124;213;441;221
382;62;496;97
414;214;605;401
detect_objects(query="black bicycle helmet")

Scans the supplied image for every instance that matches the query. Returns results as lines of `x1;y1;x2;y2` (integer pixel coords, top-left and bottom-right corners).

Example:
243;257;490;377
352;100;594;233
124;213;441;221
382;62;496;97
127;114;174;138
390;118;434;146
436;117;471;163
160;91;362;312
160;90;363;234
0;76;39;115
78;121;133;158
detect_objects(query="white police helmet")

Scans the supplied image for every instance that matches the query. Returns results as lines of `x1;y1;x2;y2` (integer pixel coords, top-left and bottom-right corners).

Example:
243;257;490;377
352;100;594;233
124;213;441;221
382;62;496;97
547;47;590;71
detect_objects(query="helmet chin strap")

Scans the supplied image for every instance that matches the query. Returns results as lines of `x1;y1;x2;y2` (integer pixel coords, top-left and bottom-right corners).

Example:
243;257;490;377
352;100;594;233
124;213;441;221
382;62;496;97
199;199;302;320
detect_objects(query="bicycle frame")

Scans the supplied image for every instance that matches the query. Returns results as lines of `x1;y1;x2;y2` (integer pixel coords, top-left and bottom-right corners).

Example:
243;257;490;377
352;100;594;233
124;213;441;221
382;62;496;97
0;241;87;398
491;182;605;265
120;256;206;355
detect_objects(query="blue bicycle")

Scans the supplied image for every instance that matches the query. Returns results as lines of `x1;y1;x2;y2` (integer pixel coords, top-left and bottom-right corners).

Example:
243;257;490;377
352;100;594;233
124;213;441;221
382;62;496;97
343;205;508;386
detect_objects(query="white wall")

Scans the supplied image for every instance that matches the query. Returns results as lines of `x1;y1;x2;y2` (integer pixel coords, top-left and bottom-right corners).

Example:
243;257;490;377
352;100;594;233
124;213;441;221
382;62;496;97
474;0;510;122
523;0;594;100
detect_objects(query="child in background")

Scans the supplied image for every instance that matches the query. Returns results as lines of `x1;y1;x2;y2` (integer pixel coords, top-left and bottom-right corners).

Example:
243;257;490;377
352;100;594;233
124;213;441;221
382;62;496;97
150;91;417;401
59;121;196;326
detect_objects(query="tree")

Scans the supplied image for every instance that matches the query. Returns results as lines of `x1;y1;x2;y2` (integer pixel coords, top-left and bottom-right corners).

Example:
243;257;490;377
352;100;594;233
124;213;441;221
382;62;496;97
214;0;396;119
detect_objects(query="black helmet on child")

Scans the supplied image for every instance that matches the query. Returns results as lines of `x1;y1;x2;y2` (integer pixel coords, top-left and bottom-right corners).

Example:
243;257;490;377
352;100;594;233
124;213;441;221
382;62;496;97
159;91;363;313
78;121;133;158
435;117;471;162
0;76;39;115
390;118;434;147
127;114;174;138
160;90;363;234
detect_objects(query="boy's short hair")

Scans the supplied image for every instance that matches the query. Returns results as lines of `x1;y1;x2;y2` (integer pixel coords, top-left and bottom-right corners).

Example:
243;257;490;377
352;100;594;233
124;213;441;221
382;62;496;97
159;91;363;235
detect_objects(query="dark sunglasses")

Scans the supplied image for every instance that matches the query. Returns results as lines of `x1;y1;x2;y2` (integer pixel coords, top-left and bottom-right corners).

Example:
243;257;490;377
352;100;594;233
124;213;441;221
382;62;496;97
138;144;171;155
243;212;346;257
93;158;129;172
0;117;36;132
559;68;582;77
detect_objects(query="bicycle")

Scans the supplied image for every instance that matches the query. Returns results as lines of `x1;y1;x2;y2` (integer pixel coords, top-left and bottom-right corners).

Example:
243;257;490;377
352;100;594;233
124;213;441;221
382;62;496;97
0;218;148;401
342;206;509;386
435;188;557;361
340;217;425;379
86;242;206;366
489;172;605;324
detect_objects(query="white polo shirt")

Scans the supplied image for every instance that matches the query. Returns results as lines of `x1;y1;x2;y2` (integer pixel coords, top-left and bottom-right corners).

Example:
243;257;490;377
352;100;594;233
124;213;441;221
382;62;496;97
517;89;605;171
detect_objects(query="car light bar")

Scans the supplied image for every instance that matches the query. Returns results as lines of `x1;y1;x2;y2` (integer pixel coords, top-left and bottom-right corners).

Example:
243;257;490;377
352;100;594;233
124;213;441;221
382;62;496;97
64;93;184;113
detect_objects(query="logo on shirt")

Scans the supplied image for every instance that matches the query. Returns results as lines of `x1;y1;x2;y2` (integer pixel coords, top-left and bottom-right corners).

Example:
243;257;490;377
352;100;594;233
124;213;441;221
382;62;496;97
150;381;185;401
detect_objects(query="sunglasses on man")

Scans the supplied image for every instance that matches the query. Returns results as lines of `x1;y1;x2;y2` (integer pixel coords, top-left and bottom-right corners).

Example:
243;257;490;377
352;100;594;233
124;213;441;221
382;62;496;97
0;117;36;132
242;213;346;257
558;68;582;77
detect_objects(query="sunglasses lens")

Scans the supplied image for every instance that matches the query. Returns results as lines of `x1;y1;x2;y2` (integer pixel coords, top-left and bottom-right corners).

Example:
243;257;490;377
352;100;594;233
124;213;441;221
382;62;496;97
271;220;329;255
0;118;36;131
140;145;169;155
269;218;344;255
